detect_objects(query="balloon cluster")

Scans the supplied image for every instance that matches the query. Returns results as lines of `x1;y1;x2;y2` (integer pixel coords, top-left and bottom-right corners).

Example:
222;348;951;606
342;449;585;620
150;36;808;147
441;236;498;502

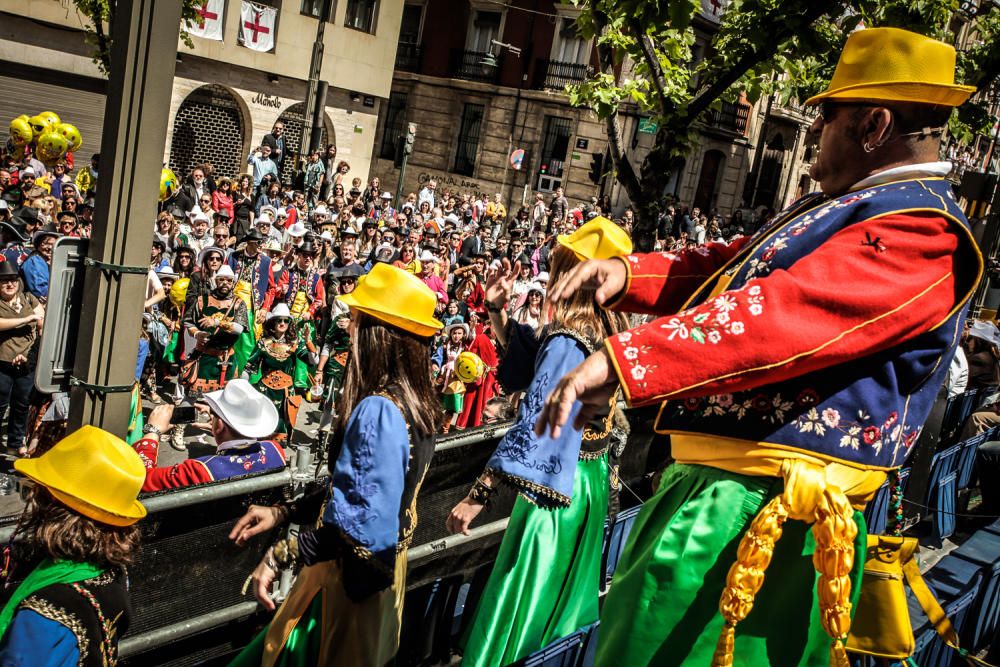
7;111;82;166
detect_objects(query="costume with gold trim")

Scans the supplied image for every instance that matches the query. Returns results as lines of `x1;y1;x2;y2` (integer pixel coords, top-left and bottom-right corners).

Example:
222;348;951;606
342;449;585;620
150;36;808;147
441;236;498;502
597;174;982;667
229;390;435;667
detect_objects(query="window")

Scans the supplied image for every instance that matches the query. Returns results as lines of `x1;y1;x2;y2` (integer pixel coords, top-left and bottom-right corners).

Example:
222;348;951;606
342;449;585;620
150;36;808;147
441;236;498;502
539;116;572;179
552;17;588;64
454;104;485;176
466;10;501;53
398;3;423;44
345;0;378;33
379;92;409;160
300;0;333;19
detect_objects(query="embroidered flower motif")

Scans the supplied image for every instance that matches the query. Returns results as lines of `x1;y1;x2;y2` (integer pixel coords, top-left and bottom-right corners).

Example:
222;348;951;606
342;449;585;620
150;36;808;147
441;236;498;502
729;321;745;335
627;255;639;264
796;389;820;407
708;330;722;344
821;408;841;429
882;411;898;431
618;331;632;343
748;285;761;296
631;365;647;381
713;294;739;313
662;318;689;341
749;304;763;316
716;393;734;408
715;311;731;325
798;407;826;435
623;346;639;361
684;397;702;411
751;394;771;413
904;431;919;448
862;426;881;445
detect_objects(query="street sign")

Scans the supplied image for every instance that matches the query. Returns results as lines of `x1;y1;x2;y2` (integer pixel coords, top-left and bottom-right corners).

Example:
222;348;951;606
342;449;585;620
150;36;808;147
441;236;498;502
638;118;658;134
36;237;89;393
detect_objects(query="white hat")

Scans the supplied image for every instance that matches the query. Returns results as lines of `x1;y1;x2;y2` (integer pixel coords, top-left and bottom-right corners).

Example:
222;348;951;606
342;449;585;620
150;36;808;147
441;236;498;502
203;379;279;439
419;250;437;263
214;264;235;279
256;212;275;226
536;271;550;283
20;167;35;177
0;201;8;211
259;205;277;218
197;246;225;265
190;210;210;225
287;222;307;237
969;320;1000;346
320;231;334;242
157;266;179;279
445;213;461;225
266;303;291;321
526;280;546;297
275;208;289;218
447;322;469;337
312;205;329;217
380;191;393;200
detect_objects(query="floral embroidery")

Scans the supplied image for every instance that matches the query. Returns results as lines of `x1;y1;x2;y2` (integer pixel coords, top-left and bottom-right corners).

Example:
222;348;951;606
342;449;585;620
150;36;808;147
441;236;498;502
691;391;792;424
792;406;914;456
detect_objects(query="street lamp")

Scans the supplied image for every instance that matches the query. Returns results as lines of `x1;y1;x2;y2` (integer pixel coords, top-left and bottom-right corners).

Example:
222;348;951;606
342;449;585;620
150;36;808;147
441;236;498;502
479;39;521;74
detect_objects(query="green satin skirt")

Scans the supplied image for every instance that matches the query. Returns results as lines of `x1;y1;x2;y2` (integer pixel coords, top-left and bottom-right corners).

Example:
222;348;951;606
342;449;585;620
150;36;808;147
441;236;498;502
227;594;322;667
460;454;609;667
596;463;866;667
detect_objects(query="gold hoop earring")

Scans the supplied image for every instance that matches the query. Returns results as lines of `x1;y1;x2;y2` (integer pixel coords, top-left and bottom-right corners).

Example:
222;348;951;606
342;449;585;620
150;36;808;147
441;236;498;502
863;142;875;153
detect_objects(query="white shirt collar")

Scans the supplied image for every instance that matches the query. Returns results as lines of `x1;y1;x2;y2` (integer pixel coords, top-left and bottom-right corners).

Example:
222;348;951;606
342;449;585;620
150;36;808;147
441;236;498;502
850;161;953;191
217;438;258;453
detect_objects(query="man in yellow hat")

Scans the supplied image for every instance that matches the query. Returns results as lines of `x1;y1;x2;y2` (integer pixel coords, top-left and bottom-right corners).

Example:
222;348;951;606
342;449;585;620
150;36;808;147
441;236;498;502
0;426;145;666
537;28;982;666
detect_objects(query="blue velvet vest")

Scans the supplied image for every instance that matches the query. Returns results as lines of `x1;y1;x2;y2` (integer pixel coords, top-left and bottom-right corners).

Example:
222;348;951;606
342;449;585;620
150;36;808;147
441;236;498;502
655;177;981;469
198;440;285;481
229;252;272;309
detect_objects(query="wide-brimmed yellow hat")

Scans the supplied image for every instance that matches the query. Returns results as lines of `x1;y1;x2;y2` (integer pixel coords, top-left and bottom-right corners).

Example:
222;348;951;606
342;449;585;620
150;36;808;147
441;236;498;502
15;426;147;527
805;27;975;108
558;216;633;261
340;263;443;336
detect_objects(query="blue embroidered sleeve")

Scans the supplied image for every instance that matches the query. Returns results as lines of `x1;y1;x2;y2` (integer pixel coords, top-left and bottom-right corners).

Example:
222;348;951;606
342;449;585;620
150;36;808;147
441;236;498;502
486;335;587;507
0;610;80;667
322;396;409;556
20;256;49;299
496;321;542;393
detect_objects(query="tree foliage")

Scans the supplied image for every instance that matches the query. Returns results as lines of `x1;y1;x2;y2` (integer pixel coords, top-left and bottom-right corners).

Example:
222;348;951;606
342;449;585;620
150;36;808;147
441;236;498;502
567;0;1000;249
72;0;204;75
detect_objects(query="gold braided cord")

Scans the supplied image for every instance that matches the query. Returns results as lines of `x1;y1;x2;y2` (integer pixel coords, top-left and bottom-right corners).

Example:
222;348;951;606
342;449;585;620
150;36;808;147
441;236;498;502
711;494;789;667
711;460;859;667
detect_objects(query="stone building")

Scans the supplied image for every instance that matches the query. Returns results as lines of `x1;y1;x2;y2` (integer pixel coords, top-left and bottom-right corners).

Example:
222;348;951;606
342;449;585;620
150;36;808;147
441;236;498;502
0;0;405;186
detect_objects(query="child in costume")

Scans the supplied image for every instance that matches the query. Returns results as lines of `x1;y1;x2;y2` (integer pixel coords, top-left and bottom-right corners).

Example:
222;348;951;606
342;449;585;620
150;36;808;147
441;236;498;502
227;263;443;667
433;322;469;433
0;426;146;666
446;218;631;667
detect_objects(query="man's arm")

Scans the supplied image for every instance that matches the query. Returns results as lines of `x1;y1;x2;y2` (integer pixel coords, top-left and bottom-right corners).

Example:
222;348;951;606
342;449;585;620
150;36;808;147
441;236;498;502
133;437;214;492
605;213;980;407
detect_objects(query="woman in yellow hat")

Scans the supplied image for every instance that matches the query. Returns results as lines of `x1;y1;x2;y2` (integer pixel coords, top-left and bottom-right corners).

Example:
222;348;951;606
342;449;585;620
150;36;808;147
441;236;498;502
227;262;442;667
445;217;631;667
0;426;146;666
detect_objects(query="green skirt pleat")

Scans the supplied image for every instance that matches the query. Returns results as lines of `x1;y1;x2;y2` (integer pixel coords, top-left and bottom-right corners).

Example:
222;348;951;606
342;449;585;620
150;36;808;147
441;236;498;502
596;463;867;667
460;454;609;667
227;593;324;667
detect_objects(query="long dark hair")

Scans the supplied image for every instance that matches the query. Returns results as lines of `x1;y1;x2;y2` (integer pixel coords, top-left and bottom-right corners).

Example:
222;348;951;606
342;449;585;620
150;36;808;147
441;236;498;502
336;311;439;437
16;487;141;569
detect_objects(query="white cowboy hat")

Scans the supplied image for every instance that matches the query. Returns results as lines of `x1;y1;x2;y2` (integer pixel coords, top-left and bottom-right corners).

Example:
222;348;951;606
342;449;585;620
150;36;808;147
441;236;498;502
266;303;291;321
275;208;289;218
203;379;279;439
287;222;308;237
259;205;277;218
447;322;469;337
157;266;179;280
526;280;546;297
214;264;235;280
320;231;334;242
419;250;438;263
189;210;210;225
312;205;330;217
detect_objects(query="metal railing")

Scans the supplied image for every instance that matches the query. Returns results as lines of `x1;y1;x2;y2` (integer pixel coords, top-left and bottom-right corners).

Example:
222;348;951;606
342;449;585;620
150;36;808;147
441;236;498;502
395;42;422;72
532;59;591;90
705;100;752;134
449;49;503;83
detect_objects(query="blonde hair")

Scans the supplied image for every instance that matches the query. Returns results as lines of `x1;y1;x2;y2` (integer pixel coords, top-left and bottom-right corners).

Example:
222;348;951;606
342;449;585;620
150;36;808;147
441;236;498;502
544;245;629;346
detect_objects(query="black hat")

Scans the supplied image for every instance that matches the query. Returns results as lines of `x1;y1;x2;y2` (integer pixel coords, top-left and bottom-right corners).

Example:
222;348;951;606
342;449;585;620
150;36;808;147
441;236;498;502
31;223;60;247
363;218;378;228
214;208;232;219
333;264;365;279
151;238;166;250
296;239;318;255
0;260;18;279
57;210;78;224
240;229;265;244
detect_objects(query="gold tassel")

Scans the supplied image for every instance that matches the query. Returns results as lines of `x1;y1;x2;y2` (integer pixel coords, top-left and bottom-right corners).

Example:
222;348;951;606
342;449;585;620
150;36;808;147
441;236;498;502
710;623;736;667
829;639;850;667
811;487;858;667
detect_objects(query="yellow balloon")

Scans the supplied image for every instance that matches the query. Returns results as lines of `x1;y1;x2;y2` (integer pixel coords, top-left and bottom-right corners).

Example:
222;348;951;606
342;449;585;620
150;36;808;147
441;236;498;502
169;277;190;308
8;118;32;146
455;351;486;383
159;168;178;202
27;114;53;137
57;123;82;152
15;115;29;123
234;280;253;310
36;131;68;165
38;111;61;127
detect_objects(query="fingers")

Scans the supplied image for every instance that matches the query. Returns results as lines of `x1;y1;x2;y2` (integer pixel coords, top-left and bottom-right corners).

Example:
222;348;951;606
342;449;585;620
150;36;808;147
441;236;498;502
255;574;276;612
535;377;578;439
549;262;596;304
228;514;253;541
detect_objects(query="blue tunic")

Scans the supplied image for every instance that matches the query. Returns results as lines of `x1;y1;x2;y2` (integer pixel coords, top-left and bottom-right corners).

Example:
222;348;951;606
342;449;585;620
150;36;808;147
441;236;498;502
0;610;79;666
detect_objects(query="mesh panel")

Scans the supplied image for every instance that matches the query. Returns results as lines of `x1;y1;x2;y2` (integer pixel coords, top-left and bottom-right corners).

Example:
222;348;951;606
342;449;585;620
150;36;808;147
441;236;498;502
168;85;245;181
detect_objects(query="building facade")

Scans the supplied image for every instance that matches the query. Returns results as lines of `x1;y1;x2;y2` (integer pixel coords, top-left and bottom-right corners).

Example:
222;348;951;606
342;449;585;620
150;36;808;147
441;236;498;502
0;0;405;187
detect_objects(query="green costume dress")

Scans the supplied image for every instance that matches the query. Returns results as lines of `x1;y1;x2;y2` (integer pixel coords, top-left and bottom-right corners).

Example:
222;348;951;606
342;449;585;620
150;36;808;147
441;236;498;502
246;336;312;438
181;294;249;393
459;331;618;667
595;464;866;667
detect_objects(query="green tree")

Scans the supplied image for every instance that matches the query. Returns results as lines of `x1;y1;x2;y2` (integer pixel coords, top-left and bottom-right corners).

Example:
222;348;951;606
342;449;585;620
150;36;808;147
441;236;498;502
568;0;1000;249
73;0;205;75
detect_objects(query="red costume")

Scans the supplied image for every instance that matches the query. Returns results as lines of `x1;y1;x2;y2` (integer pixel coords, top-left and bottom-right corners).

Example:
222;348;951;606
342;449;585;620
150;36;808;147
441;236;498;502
457;326;499;429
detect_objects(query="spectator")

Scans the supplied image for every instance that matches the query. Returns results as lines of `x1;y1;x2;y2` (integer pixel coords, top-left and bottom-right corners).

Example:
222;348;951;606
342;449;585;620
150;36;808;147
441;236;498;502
261;121;287;177
247;145;279;189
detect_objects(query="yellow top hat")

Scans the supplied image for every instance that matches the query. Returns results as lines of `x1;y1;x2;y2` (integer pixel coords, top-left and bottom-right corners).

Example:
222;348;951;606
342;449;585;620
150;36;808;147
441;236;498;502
15;426;147;527
557;216;633;261
339;262;443;336
805;27;975;108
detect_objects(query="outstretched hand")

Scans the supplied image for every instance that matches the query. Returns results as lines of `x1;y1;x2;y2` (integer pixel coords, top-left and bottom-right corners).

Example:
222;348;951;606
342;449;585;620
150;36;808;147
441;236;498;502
485;257;520;308
535;347;619;440
546;258;627;306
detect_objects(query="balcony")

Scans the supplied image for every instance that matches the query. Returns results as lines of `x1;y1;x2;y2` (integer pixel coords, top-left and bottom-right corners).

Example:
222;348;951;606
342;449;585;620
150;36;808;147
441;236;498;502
395;43;422;73
704;101;751;135
532;59;592;91
449;49;503;83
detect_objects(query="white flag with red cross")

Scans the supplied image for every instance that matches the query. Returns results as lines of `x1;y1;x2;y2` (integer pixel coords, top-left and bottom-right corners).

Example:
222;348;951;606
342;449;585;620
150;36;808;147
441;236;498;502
240;1;276;52
187;0;225;41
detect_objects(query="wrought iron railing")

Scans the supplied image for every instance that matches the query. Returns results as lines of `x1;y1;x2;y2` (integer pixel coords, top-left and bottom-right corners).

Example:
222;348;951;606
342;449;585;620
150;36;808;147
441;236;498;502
395;42;422;72
449;49;503;83
705;101;752;134
532;59;591;90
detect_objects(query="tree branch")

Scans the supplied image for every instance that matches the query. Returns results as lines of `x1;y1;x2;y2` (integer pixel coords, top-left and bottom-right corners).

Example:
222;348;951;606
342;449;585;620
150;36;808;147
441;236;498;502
628;17;671;118
688;1;838;119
